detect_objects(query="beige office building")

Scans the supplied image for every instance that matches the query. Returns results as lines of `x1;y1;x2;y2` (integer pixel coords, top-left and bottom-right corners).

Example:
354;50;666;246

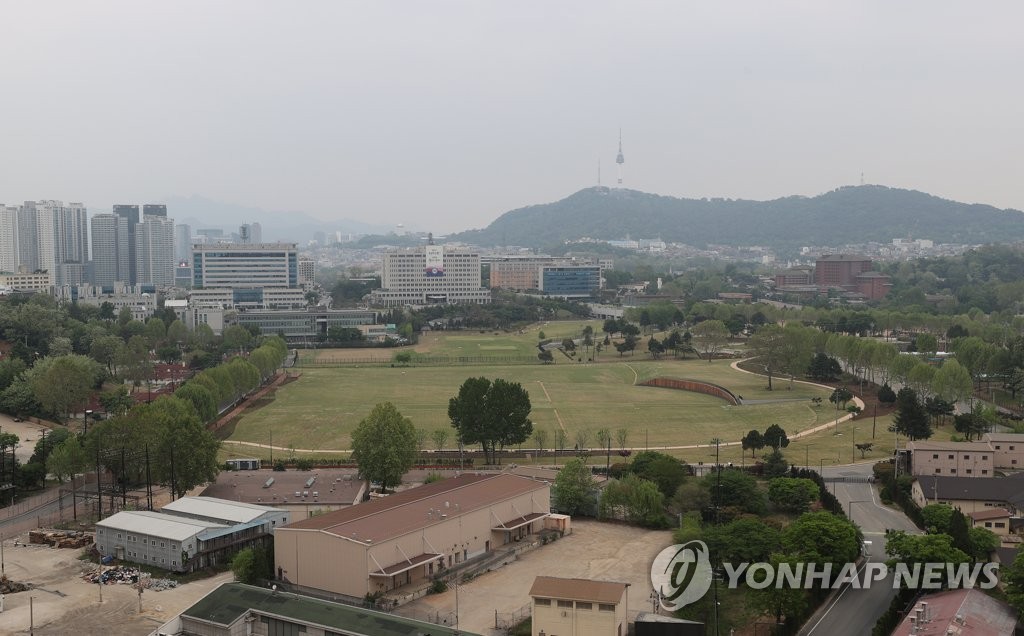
906;440;994;478
275;473;550;599
982;433;1024;470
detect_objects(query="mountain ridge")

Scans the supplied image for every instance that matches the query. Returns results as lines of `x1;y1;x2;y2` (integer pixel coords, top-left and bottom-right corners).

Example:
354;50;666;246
448;185;1024;254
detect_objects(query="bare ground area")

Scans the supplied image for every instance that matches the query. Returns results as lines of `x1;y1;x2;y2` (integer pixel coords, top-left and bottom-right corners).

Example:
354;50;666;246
0;535;232;636
395;518;672;636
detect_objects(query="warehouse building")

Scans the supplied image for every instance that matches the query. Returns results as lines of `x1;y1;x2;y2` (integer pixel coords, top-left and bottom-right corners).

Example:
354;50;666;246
275;473;550;599
95;497;288;573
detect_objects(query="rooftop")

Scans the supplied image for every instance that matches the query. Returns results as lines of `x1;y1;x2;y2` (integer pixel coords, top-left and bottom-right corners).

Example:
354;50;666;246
817;254;871;262
906;440;993;452
97;510;225;541
915;473;1024;508
182;582;477;635
984;433;1024;443
282;473;548;543
161;496;286;524
891;588;1017;636
529;576;629;604
201;469;364;507
967;508;1011;521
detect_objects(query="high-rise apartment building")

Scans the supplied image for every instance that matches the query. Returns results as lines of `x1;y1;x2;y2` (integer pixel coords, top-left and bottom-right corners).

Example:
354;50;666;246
192;243;298;289
368;244;491;307
0;205;18;272
135;214;175;288
16;201;56;274
113;205;140;284
143;204;167;217
175;223;192;262
10;200;86;283
91;213;131;287
52;202;88;285
238;222;262;245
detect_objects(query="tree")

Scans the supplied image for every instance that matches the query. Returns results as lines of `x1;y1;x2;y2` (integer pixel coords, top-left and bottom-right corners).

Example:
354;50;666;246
829;387;853;410
691;320;730;362
615;428;629;451
46;435;87;483
166;319;189;347
222;325;253;353
932;359;973;407
630;451;687;499
884;532;970;584
231;547;261;584
705;468;766;516
741;429;765;458
782;511;861;570
968;527;999;561
647;336;664;359
855;442;874;458
595;427;612;452
99;386;135;418
921;503;954;534
26;354;102;421
351;402;417;491
137;396;221;498
807;353;842;381
599;473;668;527
749;324;786;390
762;423;790;449
1004;548;1024;616
877;383;897;404
537;350;554;364
144;317;167;349
768;477;819;513
953;405;994;441
948;508;972;557
448;377;532;465
755;553;809;625
891;387;932;441
574;429;590;452
431;428;449;452
552;458;596;515
763;447;789;478
415;428;429;453
702;517;780;564
532;427;548;453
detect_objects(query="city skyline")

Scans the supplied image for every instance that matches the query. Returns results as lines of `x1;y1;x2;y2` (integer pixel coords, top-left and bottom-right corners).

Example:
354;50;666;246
1;2;1023;234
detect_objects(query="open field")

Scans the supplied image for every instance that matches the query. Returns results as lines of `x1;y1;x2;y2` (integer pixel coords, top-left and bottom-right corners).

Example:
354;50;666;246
225;355;836;457
297;320;605;364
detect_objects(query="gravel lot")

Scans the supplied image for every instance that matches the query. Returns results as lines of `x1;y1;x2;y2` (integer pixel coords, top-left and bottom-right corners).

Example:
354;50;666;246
396;518;673;635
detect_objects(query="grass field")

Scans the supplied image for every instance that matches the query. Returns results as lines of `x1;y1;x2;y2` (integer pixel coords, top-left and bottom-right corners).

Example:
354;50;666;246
226;321;920;467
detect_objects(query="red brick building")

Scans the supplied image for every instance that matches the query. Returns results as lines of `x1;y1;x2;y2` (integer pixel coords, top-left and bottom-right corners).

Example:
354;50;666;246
815;254;891;300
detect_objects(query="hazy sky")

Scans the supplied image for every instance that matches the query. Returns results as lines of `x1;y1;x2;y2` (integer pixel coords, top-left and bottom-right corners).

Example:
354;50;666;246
2;2;1022;233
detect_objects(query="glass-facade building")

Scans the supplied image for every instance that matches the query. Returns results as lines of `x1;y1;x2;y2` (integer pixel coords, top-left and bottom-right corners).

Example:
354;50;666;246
538;266;601;298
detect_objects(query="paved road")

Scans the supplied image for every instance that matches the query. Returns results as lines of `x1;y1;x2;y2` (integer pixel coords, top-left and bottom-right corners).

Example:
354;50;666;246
798;463;919;636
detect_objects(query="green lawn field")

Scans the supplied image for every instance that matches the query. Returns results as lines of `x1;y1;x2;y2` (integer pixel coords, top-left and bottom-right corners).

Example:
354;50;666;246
226;321;912;467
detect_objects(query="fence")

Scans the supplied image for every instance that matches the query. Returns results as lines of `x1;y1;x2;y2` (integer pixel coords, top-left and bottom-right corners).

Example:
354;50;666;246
495;603;531;632
0;474;96;523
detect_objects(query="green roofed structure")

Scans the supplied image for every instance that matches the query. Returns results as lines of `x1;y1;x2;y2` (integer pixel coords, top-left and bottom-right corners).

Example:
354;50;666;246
167;581;477;636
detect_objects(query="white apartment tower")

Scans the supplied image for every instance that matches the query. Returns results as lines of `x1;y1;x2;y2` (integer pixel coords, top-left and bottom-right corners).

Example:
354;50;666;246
135;214;175;287
0;205;18;272
174;223;192;262
91;213;131;287
368;244;491;307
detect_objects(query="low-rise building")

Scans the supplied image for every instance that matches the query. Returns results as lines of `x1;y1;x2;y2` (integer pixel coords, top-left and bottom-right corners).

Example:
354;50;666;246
0;269;53;293
891;588;1017;636
982;432;1024;470
161;582;476;636
231;308;376;343
275;473;550;599
529;576;629;636
967;508;1012;540
906;440;994;478
201;469;365;521
161;495;290;529
911;474;1024;515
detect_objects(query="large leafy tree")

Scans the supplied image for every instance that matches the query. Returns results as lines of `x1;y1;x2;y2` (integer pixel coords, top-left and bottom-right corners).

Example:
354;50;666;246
767;477;819;513
351;402;417;491
741;429;764;458
137;396;221;498
691;320;730;362
551;458;596;515
629;451;687;499
748;324;786;390
598;473;667;527
448;377;532;464
26;354;102;422
781;511;861;574
762;423;790;449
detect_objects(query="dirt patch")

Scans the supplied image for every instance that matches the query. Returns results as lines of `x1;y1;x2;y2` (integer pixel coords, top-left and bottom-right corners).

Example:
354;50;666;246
395;519;672;634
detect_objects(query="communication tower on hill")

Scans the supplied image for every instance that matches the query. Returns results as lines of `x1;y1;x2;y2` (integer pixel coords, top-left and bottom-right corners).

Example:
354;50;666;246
616;129;625;187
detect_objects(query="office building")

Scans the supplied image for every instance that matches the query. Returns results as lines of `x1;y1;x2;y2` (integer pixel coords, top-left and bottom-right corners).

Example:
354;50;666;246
143;203;167;217
538;265;602;298
232;308;376;343
90;213;131;287
238;221;262;244
298;257;315;288
135;213;175;287
368;244;491;307
54;283;157;318
192;243;298;289
0;270;53;293
188;287;308;310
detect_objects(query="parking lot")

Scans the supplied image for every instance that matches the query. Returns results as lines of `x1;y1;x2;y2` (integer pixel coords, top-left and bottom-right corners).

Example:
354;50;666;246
396;518;673;635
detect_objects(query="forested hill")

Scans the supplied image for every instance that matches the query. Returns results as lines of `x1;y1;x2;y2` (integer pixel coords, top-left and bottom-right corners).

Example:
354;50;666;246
451;185;1024;252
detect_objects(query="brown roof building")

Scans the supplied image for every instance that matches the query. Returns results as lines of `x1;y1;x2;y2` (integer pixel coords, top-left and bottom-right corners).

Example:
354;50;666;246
275;473;550;599
815;254;891;300
201;468;365;521
530;576;629;636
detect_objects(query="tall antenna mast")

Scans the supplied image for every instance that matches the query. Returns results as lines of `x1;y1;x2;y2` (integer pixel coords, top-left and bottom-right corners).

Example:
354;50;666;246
598;159;602;187
616;129;625;187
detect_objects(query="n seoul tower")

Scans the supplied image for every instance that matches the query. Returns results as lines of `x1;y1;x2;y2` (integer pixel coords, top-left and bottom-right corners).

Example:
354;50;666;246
615;129;625;187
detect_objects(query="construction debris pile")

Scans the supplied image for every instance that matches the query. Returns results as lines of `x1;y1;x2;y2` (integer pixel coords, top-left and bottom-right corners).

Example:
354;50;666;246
83;566;141;585
28;530;93;549
0;575;30;594
81;566;179;591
